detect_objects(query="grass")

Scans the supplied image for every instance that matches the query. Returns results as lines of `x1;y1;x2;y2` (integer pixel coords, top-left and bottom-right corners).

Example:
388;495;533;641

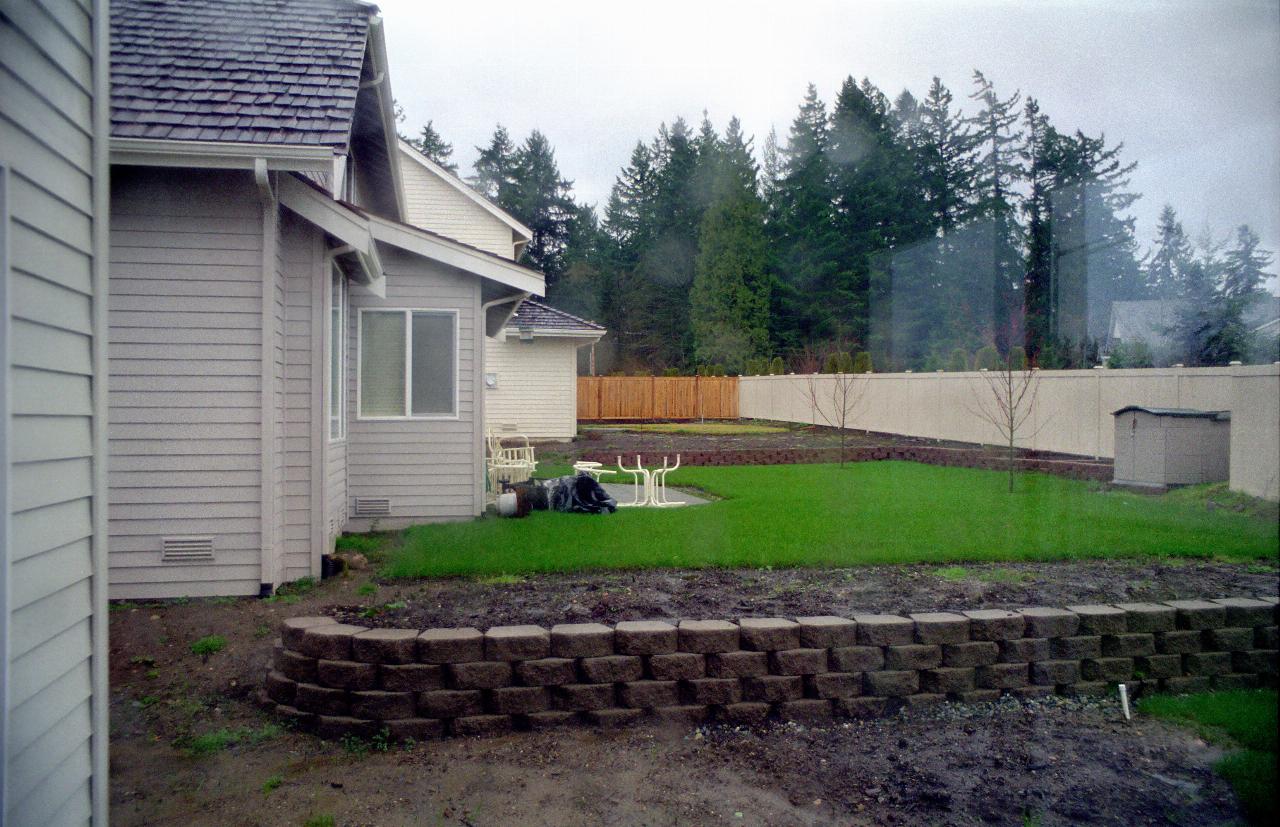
585;421;789;436
382;462;1278;578
1141;689;1277;823
189;635;227;660
176;724;282;758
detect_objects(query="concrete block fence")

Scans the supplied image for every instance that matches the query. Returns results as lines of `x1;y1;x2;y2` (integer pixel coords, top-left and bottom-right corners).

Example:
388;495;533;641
262;597;1279;741
578;446;1113;481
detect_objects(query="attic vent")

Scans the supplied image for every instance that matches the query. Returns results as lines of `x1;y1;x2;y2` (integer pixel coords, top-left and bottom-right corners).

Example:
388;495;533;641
353;497;391;517
162;536;215;563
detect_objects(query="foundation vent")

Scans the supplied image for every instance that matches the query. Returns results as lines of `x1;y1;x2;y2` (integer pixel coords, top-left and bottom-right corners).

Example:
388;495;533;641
161;536;215;563
353;497;391;517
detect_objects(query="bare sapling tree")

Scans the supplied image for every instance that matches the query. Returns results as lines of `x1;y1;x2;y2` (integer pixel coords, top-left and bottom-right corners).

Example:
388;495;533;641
968;350;1045;492
802;366;870;466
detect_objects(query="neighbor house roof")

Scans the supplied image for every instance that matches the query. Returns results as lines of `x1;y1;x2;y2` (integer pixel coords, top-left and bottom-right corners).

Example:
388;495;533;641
110;0;373;146
1108;295;1280;349
506;300;604;336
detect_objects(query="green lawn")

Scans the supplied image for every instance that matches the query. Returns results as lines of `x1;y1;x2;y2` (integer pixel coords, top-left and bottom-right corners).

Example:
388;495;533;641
1141;689;1277;824
382;462;1278;578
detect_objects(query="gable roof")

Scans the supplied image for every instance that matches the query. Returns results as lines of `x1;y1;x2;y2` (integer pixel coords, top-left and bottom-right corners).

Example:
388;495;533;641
396;140;533;242
507;300;604;336
111;0;373;147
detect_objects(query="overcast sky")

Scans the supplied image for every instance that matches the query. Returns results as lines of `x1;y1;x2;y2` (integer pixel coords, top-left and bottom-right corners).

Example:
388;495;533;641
381;0;1280;269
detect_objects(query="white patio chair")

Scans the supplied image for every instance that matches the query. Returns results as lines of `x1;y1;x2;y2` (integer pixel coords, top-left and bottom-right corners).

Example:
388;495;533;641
649;454;686;507
615;455;653;507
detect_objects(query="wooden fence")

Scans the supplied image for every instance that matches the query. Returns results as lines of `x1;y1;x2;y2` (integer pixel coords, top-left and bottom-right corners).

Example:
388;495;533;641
577;376;739;421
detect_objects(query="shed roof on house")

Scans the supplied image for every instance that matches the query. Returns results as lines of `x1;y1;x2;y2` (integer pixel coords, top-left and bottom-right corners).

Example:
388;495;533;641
1113;406;1230;421
111;0;374;146
507;300;604;336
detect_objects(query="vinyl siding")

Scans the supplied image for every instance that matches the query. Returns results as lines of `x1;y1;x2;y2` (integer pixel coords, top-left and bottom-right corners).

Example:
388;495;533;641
2;1;106;824
281;213;322;581
108;167;264;598
398;150;517;259
345;249;481;530
484;336;580;440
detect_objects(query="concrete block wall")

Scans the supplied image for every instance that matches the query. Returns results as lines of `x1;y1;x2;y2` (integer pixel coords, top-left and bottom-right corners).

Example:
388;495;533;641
262;597;1279;740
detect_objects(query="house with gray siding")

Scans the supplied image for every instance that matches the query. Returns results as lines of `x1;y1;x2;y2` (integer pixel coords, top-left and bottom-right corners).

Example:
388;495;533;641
105;0;544;599
397;140;604;440
3;0;111;824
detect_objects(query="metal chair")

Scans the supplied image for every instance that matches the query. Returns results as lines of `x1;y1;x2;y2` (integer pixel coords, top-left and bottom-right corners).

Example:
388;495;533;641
615;455;653;507
649;454;685;507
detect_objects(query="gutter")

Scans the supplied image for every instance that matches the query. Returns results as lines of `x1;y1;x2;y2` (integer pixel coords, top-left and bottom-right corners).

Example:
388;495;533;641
255;158;278;594
110;137;334;171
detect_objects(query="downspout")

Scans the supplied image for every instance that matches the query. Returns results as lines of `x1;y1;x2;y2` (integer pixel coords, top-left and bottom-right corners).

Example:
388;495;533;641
255;160;278;595
318;243;354;574
476;293;530;513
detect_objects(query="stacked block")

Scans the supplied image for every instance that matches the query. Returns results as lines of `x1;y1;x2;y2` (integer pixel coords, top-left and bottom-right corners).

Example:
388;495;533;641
264;596;1278;740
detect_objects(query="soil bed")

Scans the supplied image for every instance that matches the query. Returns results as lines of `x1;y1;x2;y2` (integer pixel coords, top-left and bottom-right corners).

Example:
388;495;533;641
108;563;1268;826
330;559;1278;629
571;420;1093;461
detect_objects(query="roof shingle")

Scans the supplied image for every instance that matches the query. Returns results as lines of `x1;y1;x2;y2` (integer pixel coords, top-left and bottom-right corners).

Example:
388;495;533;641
507;300;604;334
111;0;374;148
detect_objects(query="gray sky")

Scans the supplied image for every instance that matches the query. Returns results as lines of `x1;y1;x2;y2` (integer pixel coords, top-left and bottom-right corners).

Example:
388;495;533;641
382;0;1280;266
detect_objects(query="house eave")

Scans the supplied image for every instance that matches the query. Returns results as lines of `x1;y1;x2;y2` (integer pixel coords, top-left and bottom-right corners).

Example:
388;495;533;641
367;215;546;296
110;137;335;171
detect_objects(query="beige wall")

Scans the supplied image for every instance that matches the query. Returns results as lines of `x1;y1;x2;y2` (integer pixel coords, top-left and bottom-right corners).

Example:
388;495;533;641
344;248;483;530
740;365;1280;500
398;145;517;259
484;336;581;440
3;0;110;822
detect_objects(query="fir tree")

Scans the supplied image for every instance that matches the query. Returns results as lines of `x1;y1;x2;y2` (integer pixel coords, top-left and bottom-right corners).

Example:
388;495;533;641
1222;224;1272;299
917;76;976;234
769;84;840;349
1144;205;1193;299
507;130;577;287
690;118;771;371
470;125;518;203
408;120;457;173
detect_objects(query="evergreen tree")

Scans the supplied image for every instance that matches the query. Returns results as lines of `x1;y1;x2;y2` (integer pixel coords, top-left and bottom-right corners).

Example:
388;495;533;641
505;131;577;288
966;71;1024;350
470;125;518;203
917;76;976;234
769;84;840;350
1222;224;1272;299
1144;205;1193;299
407;120;457;173
690;118;771;372
760;126;783;203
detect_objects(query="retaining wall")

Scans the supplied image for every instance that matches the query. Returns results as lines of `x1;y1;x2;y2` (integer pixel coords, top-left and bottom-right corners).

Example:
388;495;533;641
578;446;1113;481
263;597;1279;740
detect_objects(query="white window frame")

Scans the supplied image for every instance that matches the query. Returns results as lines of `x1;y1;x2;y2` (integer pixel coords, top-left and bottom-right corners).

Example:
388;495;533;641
356;307;460;421
328;266;347;441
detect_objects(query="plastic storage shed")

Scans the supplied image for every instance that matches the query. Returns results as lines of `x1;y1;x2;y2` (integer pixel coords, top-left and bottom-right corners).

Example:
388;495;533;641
1112;406;1231;490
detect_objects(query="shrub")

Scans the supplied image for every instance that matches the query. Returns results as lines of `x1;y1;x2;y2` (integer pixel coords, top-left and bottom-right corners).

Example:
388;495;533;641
852;351;873;374
190;635;227;662
1007;346;1028;370
974;345;1000;371
1107;339;1155;368
769;356;785;375
662;366;681;377
947;348;970;372
823;351;854;373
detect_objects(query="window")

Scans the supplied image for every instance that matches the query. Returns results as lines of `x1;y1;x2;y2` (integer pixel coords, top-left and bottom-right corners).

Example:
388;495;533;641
358;309;457;419
329;267;346;440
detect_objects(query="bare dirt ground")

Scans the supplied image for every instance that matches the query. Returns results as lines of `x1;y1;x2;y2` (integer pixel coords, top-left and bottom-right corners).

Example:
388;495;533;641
331;560;1278;629
568;421;1098;461
110;560;1274;826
